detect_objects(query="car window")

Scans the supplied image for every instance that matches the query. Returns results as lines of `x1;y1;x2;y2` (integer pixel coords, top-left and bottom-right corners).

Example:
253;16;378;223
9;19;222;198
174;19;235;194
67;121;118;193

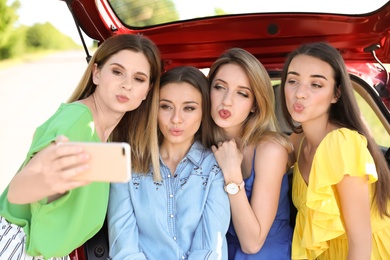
107;0;389;28
354;91;390;148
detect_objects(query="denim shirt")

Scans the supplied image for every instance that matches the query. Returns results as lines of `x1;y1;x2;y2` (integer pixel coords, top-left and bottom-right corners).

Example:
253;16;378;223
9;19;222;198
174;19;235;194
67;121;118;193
108;141;230;260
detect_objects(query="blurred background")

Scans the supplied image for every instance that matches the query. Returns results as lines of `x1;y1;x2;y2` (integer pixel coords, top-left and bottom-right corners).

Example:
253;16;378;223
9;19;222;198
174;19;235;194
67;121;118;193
1;0;94;64
0;0;93;192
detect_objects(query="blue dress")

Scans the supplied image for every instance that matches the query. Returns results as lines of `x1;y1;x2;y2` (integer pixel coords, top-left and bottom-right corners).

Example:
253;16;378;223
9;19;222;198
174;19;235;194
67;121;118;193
227;151;293;260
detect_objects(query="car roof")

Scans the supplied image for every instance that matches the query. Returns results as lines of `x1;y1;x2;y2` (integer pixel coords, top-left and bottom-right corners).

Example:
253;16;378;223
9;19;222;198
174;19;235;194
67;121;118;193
63;0;390;71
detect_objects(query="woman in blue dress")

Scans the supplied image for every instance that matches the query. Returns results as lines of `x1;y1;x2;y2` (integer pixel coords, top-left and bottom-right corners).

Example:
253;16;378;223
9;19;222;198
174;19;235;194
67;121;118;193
208;48;293;259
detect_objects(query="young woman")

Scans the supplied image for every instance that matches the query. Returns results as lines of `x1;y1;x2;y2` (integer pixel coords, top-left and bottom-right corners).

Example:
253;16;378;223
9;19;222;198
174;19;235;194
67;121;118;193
0;34;161;259
108;66;230;260
280;42;390;259
209;48;293;259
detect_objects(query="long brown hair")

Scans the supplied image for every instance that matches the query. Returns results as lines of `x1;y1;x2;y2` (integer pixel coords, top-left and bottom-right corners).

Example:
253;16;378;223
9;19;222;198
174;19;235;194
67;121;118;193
280;42;390;217
68;33;161;179
159;66;213;148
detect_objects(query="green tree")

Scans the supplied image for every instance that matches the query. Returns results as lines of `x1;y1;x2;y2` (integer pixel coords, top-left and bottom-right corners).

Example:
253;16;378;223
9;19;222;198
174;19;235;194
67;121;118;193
214;8;227;15
109;0;179;27
0;0;20;47
0;26;27;58
26;22;78;50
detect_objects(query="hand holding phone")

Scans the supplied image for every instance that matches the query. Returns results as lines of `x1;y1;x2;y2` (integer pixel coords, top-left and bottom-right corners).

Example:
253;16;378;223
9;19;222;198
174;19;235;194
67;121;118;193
60;142;131;183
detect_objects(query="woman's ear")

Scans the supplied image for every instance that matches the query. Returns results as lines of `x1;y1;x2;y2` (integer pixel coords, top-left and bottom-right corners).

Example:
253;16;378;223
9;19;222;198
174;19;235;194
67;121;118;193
332;86;341;103
92;63;100;85
251;106;256;113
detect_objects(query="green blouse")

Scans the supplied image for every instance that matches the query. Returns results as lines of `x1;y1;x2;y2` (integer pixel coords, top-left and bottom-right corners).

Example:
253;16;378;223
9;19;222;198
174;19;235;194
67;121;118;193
0;103;109;258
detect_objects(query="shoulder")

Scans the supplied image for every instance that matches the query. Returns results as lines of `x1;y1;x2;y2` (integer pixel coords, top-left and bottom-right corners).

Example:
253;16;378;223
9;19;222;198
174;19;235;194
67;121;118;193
314;128;374;175
32;103;97;146
56;102;93;120
254;139;289;162
256;139;287;153
188;141;215;164
322;128;367;149
44;104;93;135
39;103;92;127
189;142;222;177
256;131;291;155
251;140;289;178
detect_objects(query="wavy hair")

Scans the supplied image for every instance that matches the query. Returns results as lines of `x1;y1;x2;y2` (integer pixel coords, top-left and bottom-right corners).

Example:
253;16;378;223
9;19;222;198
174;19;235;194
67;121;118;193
208;48;292;161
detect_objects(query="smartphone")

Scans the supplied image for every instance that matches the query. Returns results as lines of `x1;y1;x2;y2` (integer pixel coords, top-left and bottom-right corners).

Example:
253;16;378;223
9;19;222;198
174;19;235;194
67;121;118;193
61;142;131;183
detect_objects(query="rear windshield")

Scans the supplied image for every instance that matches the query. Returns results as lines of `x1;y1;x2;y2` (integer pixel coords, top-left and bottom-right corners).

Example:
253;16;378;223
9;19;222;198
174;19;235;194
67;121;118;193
107;0;389;28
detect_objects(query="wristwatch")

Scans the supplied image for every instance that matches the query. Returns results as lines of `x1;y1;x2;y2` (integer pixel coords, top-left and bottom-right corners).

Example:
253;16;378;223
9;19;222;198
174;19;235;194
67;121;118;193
224;181;245;195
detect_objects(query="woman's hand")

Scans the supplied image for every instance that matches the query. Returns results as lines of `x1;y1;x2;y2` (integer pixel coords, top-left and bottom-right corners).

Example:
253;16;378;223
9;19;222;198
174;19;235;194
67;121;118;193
211;139;243;182
7;136;91;204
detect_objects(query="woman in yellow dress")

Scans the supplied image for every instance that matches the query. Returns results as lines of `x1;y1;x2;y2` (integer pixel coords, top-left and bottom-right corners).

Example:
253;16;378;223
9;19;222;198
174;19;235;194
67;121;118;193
280;42;390;260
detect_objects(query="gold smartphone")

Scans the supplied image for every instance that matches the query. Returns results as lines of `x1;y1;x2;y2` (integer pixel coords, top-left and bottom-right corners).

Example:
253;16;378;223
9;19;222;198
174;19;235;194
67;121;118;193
61;142;131;183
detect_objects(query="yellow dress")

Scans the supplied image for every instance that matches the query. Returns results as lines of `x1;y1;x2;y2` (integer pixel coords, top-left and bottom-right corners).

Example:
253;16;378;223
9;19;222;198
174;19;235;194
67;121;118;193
291;128;390;260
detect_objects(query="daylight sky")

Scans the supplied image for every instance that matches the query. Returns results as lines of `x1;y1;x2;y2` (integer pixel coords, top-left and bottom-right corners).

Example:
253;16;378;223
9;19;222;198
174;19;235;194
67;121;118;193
15;0;389;46
16;0;93;45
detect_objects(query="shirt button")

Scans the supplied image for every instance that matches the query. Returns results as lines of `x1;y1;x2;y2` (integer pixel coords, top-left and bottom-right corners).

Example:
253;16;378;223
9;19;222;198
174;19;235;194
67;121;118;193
170;214;174;218
173;236;177;240
169;194;173;198
168;174;171;178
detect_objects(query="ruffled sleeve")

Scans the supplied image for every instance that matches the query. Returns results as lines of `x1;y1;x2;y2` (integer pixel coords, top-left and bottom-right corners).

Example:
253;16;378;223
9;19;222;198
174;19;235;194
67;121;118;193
303;128;377;256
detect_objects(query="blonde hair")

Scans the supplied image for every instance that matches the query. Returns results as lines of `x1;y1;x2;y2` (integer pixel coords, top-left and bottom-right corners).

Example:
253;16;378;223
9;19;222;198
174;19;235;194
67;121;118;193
208;48;293;163
68;34;161;180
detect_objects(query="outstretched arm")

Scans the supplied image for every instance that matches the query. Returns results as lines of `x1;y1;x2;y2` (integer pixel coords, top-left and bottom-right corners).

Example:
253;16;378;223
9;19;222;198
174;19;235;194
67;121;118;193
7;136;91;204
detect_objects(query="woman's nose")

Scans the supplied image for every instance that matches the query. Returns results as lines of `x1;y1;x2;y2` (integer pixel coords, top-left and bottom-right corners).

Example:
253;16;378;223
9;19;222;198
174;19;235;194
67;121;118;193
121;78;133;91
295;82;308;99
222;91;233;106
171;109;183;124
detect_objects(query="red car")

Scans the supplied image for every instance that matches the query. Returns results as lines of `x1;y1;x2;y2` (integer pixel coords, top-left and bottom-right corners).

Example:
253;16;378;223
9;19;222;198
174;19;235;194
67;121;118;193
62;0;390;258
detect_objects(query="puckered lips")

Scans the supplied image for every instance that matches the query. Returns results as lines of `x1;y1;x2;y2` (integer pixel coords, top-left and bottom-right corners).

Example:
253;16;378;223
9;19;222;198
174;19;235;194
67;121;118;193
219;109;231;119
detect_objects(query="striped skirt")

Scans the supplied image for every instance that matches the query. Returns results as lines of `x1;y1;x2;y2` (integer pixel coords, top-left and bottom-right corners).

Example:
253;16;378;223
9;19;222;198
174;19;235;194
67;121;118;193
0;216;69;260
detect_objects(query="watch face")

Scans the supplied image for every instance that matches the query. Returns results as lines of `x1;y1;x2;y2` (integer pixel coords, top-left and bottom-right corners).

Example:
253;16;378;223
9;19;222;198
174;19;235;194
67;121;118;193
226;183;239;194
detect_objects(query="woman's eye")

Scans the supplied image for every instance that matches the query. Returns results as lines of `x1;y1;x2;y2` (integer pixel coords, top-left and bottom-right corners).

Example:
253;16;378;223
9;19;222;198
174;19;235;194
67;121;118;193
112;69;122;75
213;84;225;90
238;92;249;98
287;79;298;85
159;104;171;110
311;83;322;88
135;77;146;83
184;106;196;111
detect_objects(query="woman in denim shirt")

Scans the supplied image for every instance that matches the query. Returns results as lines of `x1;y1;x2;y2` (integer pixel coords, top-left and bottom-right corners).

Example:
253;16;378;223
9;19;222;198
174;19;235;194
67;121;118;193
108;66;231;260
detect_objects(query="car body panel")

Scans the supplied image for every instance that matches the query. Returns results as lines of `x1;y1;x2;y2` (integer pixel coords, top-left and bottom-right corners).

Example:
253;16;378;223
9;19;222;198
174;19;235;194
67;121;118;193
63;0;390;112
64;0;390;67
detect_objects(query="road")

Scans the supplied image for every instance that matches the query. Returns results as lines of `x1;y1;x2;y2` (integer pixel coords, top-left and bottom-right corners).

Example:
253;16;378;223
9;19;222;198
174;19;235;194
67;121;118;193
0;50;90;193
